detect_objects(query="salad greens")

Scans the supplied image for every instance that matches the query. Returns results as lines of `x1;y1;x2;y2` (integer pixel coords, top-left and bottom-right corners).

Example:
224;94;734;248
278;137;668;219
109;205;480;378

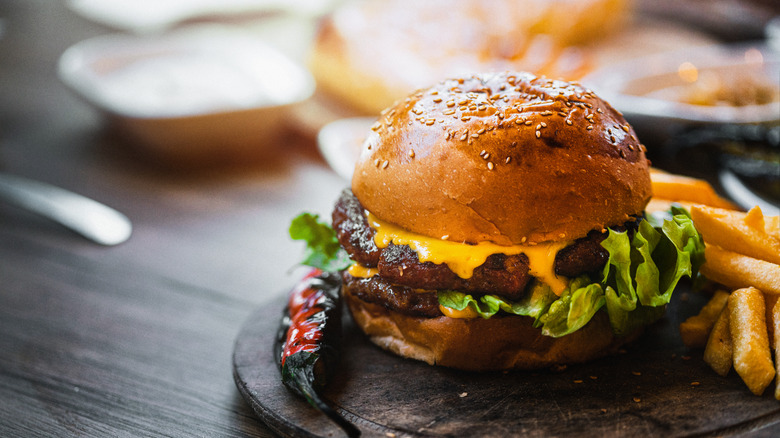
289;213;351;272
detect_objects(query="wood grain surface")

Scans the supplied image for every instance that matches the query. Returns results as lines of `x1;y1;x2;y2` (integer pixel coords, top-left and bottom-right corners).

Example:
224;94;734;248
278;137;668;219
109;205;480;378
235;289;780;437
0;2;343;436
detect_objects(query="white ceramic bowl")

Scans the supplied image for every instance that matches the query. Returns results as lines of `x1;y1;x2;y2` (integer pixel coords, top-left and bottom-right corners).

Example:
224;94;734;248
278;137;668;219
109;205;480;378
58;25;315;164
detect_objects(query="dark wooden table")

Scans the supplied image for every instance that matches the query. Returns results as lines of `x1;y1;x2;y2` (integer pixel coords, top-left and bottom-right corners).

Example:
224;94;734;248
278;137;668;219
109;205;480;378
0;1;346;436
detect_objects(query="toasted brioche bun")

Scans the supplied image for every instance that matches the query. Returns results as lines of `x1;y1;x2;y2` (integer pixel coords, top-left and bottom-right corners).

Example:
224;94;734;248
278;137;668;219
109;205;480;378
345;291;640;371
352;72;652;246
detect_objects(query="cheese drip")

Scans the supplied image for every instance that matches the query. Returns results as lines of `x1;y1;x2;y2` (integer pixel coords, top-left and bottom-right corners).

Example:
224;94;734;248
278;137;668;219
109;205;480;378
347;263;379;278
367;212;570;295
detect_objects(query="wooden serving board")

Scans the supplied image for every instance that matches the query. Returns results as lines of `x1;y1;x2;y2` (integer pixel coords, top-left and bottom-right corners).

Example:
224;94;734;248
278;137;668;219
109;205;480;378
233;288;780;437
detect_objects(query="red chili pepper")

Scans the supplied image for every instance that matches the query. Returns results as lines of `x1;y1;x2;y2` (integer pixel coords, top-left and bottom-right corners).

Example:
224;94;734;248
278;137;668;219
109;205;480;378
275;269;359;437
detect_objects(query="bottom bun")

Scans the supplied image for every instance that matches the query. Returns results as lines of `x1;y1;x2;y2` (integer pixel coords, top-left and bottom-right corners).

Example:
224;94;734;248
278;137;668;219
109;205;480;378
345;292;642;371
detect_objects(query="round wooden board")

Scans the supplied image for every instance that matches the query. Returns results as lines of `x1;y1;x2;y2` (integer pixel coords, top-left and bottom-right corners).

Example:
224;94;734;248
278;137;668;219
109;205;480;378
233;288;780;437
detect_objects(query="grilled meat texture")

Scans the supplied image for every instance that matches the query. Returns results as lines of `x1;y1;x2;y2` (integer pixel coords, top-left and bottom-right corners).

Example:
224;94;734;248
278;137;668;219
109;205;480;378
333;189;636;296
342;271;441;317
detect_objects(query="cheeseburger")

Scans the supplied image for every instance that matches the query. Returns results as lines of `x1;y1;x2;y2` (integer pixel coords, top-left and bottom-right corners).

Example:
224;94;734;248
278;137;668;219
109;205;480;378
298;72;703;371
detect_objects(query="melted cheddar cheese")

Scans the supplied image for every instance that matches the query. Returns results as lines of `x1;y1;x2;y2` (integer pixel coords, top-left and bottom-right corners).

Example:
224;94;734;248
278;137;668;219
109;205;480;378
347;263;379;278
367;212;570;295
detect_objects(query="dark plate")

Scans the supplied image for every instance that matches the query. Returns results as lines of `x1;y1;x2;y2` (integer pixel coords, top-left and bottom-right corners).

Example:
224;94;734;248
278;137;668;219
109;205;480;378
233;286;780;437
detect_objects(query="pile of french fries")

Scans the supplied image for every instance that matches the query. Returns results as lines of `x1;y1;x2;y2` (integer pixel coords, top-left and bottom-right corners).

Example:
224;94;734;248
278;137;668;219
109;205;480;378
649;169;780;397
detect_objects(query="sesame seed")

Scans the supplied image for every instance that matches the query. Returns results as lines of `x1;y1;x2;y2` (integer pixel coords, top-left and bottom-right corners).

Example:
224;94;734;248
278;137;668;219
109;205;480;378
541;122;547;128
587;125;593;130
622;125;630;132
525;120;532;125
574;380;583;384
461;116;471;121
633;397;641;403
487;162;494;170
443;109;455;115
426;119;435;126
371;122;381;131
505;156;511;164
691;381;700;387
460;133;468;141
446;101;455;107
632;371;641;376
382;160;389;169
565;120;573;125
374;159;381;167
441;235;449;240
535;131;541;138
610;135;616;143
409;150;415;158
477;127;486;134
433;98;442;103
471;133;479;138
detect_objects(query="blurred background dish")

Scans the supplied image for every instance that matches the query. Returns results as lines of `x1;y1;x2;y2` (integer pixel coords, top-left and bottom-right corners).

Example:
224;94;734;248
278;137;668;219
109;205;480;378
58;25;315;165
294;0;719;136
317;116;374;181
583;44;779;146
66;0;338;32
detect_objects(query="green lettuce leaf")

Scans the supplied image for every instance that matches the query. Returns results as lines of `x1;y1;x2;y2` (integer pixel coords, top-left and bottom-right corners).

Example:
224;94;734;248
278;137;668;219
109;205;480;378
438;281;558;321
538;278;606;337
437;208;706;338
289;212;352;272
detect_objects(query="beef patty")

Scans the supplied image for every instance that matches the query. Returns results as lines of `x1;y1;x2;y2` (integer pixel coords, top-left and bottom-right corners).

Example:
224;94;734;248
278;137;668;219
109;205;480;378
333;189;636;301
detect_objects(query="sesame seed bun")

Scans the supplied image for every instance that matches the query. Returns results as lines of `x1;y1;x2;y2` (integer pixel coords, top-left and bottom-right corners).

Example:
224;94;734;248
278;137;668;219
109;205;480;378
345;289;640;371
351;71;652;245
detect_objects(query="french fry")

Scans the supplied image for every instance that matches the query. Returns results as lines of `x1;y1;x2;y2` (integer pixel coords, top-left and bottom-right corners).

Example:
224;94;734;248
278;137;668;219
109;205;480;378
729;287;775;396
703;306;733;377
680;290;730;348
700;245;780;295
766;216;780;241
774;298;780;400
691;205;780;265
650;170;738;210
